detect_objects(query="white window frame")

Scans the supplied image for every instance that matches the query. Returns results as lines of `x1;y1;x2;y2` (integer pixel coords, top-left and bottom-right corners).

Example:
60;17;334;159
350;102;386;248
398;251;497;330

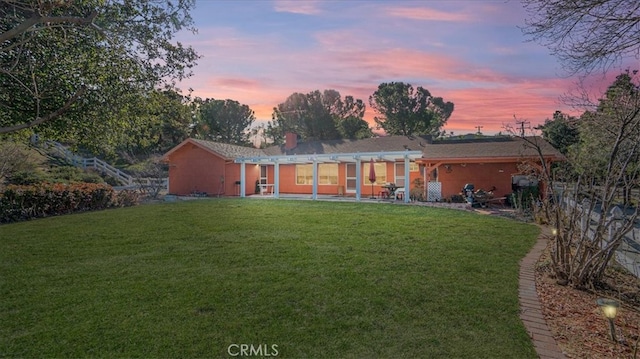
296;164;338;185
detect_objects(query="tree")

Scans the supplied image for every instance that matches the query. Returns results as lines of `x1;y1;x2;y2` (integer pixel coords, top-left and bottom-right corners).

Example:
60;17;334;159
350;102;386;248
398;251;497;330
535;111;580;155
0;0;199;135
194;99;255;146
337;96;373;139
267;89;371;144
369;82;453;136
521;72;640;289
572;72;640;205
522;0;640;74
114;88;194;160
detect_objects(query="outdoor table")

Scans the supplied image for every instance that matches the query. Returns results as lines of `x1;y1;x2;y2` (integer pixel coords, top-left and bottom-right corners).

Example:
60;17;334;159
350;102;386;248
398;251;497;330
382;184;398;198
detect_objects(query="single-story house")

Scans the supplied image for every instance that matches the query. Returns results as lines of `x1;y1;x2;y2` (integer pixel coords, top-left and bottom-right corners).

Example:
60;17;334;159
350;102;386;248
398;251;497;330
163;133;563;203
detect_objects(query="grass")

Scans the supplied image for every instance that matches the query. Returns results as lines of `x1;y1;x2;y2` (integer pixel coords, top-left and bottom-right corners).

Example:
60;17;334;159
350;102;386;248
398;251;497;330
1;199;540;358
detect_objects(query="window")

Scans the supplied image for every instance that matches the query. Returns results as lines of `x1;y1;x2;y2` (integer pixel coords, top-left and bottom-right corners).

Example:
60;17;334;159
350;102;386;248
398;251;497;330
364;162;387;184
296;164;338;185
318;164;338;185
394;162;419;187
296;164;312;185
395;163;405;187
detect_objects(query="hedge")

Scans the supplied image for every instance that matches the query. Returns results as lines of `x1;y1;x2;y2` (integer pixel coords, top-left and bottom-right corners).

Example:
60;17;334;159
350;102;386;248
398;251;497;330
0;183;139;224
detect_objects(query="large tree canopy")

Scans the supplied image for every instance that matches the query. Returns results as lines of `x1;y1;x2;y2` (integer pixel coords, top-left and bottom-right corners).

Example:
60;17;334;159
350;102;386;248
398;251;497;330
113;88;194;160
0;0;199;136
194;99;255;146
267;89;371;144
369;82;453;136
535;110;579;155
522;0;640;74
573;72;640;182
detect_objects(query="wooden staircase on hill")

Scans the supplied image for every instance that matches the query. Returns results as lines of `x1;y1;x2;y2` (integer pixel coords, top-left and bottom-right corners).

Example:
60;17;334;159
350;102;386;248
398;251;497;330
41;141;167;189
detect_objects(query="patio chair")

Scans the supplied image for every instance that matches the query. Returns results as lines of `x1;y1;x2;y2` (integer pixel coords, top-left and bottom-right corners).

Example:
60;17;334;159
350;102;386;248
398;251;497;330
259;184;273;195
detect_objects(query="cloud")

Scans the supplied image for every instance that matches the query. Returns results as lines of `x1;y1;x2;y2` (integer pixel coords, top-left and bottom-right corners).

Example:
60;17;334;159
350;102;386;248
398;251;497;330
212;78;263;90
180;36;577;133
439;78;580;134
385;6;472;22
273;0;322;15
176;1;597;135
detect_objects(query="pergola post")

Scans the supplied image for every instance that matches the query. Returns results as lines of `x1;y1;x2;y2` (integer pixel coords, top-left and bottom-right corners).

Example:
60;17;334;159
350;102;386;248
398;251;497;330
240;161;246;198
404;155;410;203
312;158;318;200
274;161;280;198
355;157;362;201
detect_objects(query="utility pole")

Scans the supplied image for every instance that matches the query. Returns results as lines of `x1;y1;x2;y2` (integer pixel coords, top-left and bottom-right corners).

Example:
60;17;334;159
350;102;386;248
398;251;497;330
475;125;483;135
515;120;530;137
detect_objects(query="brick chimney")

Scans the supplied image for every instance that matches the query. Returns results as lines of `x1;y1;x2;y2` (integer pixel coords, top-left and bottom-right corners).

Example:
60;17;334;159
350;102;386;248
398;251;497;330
284;132;297;150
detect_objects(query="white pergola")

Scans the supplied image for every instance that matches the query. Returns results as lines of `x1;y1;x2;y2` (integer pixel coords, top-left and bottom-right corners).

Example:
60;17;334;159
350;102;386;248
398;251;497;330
234;150;423;203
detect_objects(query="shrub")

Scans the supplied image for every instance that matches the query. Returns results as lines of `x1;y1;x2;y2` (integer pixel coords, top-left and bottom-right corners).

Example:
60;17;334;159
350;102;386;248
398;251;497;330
48;166;105;184
127;156;167;199
115;190;140;207
80;170;105;184
0;140;46;188
7;170;49;186
409;188;424;202
0;183;136;224
510;186;540;212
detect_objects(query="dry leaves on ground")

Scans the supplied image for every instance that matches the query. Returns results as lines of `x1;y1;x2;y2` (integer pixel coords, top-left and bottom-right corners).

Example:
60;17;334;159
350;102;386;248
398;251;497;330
536;249;640;358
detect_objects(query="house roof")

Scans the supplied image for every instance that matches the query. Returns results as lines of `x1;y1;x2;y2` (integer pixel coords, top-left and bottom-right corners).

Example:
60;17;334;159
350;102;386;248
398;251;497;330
164;135;563;163
164;138;265;160
262;136;430;156
419;136;564;162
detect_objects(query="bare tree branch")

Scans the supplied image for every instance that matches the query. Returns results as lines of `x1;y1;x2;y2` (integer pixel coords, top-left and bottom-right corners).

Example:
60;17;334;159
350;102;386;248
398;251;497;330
522;0;640;75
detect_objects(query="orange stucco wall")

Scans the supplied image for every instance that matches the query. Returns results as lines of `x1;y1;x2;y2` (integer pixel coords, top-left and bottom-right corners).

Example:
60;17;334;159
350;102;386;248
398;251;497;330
262;162;422;196
168;144;526;200
167;144;259;196
435;162;521;199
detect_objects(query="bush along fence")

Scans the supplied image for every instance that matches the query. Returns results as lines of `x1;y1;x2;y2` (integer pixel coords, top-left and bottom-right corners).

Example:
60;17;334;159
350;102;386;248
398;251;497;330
0;183;139;224
565;198;640;278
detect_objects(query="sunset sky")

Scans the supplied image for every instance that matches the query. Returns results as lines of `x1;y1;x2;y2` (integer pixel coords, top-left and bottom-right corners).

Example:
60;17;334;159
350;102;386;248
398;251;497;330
176;0;620;135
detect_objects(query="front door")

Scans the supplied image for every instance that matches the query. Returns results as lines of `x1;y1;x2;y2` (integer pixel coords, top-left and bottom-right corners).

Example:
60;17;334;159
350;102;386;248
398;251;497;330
345;163;356;193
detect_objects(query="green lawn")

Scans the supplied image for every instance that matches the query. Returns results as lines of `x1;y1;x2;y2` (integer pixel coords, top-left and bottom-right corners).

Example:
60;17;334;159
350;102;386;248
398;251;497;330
0;199;540;358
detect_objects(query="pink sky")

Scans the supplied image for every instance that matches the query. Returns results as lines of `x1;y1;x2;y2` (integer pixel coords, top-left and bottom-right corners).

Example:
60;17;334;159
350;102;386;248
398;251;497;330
176;1;631;135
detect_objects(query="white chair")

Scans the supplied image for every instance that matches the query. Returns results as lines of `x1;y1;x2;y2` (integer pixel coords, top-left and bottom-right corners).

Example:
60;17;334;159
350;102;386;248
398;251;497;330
259;184;272;195
394;187;405;200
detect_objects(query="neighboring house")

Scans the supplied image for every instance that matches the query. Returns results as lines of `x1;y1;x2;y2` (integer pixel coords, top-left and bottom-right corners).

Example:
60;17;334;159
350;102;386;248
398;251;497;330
163;134;563;203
